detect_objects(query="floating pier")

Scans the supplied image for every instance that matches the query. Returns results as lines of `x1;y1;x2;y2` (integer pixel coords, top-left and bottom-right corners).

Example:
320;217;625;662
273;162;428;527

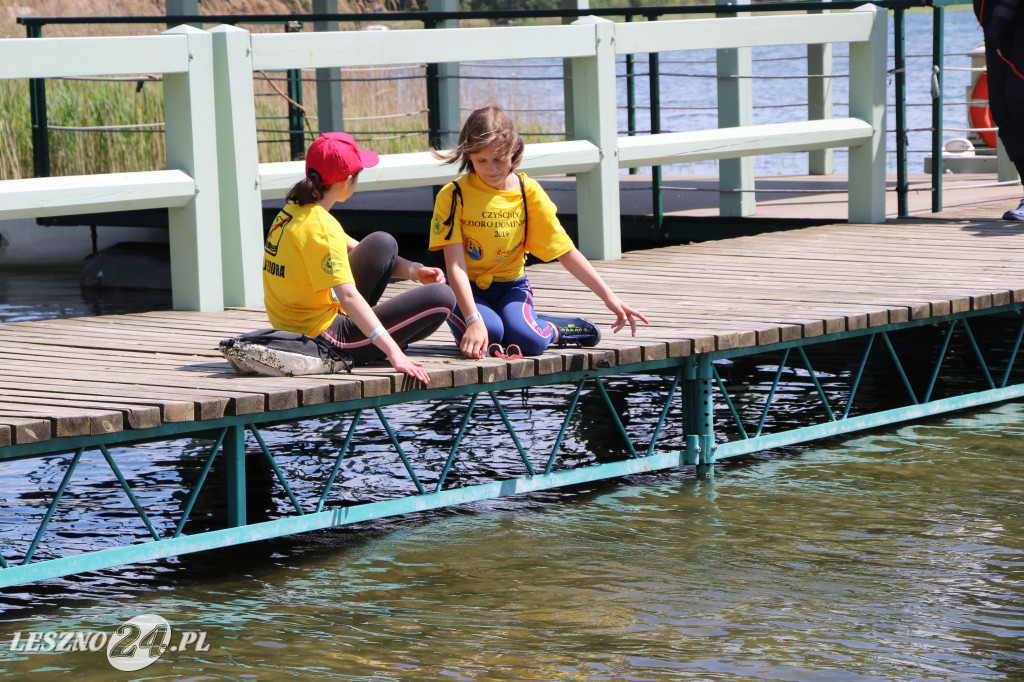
2;213;1024;586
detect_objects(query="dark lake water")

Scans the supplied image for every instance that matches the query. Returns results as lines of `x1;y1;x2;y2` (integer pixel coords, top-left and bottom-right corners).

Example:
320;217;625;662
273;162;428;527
1;269;1023;681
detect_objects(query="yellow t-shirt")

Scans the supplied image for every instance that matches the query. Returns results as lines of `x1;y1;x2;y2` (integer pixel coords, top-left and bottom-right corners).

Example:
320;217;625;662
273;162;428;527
262;201;354;337
428;172;575;289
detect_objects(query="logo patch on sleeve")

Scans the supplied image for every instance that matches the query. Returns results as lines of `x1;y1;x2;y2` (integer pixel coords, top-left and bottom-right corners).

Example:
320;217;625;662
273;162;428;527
321;251;342;274
431;216;446;236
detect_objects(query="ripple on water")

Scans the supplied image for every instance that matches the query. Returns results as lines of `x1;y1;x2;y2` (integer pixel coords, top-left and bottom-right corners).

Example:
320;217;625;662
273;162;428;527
3;270;1024;678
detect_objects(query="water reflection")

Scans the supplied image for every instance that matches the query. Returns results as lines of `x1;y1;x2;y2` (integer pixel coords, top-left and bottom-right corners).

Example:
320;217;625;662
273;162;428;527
0;398;1022;680
2;274;1024;680
0;268;172;324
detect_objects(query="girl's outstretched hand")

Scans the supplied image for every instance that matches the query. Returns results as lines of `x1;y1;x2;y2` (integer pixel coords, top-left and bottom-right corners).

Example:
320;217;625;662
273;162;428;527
607;297;650;336
387;349;431;384
459;319;489;359
416;265;446;285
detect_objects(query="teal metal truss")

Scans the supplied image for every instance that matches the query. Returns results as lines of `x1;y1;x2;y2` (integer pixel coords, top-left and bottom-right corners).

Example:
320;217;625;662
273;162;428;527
1;304;1022;587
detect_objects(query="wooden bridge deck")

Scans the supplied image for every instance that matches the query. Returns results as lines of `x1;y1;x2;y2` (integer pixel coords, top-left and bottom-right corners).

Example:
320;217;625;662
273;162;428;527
3;215;1024;448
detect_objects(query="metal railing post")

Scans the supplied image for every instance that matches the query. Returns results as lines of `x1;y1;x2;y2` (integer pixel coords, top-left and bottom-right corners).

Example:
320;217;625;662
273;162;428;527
931;5;945;213
649;50;663;235
285;21;306;160
166;0;201;29
895;7;909;217
625;14;637;175
428;0;461;150
313;0;344;135
426;59;441;150
26;23;50;179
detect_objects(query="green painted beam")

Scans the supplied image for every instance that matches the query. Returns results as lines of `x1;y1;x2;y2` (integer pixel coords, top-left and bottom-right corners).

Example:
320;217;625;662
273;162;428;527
0;448;692;588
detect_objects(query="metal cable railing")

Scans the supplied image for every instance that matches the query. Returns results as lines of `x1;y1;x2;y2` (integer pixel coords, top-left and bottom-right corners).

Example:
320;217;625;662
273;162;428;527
13;0;992;222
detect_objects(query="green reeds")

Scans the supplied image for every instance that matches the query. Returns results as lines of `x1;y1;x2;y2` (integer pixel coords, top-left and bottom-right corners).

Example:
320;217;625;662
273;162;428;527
0;79;30;179
0;62;561;180
0;0;582;179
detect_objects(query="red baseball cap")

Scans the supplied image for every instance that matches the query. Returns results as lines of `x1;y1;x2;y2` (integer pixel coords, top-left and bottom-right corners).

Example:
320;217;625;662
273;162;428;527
304;132;379;186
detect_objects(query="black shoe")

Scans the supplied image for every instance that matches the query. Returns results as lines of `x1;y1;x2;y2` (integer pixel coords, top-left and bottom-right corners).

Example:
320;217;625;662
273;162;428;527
538;314;601;348
1003;199;1024;221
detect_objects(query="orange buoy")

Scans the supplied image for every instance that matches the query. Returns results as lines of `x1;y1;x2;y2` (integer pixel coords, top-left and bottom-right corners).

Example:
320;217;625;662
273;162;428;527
969;72;998;149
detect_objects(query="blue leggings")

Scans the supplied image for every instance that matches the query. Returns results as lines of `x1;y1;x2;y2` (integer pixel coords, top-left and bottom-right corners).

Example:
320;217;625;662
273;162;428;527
448;277;555;356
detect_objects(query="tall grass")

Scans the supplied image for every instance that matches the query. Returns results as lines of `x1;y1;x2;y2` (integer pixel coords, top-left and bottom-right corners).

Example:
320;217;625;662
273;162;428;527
0;0;567;179
43;78;167;175
0;78;30;179
0;62;563;179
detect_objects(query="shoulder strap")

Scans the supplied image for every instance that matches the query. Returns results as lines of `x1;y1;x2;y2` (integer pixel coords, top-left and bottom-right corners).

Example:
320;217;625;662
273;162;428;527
441;176;526;242
518;173;528;238
441;180;462;241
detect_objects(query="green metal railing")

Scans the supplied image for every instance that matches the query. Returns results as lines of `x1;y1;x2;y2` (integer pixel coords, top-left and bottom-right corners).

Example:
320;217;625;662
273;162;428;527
2;301;1022;586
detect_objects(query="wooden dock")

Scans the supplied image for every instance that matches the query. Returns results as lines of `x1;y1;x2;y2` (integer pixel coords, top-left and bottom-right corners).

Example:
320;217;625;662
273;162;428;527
3;212;1024;448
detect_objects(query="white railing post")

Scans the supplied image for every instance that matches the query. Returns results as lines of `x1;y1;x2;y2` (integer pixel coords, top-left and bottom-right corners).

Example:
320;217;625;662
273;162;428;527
162;24;224;311
848;4;887;224
570;16;621;261
211;25;264;308
717;0;755;217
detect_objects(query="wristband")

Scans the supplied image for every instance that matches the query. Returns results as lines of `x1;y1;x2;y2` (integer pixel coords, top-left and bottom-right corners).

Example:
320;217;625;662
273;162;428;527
464;312;483;326
407;261;423;281
368;326;386;343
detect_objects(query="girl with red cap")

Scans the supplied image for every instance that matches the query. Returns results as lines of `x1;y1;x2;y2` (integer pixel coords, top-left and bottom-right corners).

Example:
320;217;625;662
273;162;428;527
222;132;454;383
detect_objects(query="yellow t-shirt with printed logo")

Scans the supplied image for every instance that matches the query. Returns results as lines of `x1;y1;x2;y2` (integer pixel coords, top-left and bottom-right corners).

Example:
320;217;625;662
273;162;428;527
263;201;354;337
428;172;575;289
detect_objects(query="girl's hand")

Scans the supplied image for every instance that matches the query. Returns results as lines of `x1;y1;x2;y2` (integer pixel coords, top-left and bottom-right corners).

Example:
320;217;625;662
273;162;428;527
606;297;650;336
387;349;431;384
459;319;490;359
415;265;446;285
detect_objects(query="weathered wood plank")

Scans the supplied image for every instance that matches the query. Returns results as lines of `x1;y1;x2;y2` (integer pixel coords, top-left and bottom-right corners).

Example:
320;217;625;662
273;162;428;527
0;404;120;438
0;417;52;446
0;384;190;424
3;218;1024;448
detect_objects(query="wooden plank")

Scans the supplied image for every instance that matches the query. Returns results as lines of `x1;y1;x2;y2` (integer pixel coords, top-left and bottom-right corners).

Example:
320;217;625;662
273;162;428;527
0;382;193;424
0;391;162;430
0;418;51;446
0;362;270;417
3;217;1024;447
0;405;120;438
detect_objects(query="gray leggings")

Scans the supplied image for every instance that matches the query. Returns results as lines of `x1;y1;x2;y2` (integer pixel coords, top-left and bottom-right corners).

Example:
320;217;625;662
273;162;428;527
235;232;454;366
317;231;454;364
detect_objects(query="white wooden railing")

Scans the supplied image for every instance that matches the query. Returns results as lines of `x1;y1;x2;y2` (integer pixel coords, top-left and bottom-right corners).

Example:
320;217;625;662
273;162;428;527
0;27;222;311
0;7;886;312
